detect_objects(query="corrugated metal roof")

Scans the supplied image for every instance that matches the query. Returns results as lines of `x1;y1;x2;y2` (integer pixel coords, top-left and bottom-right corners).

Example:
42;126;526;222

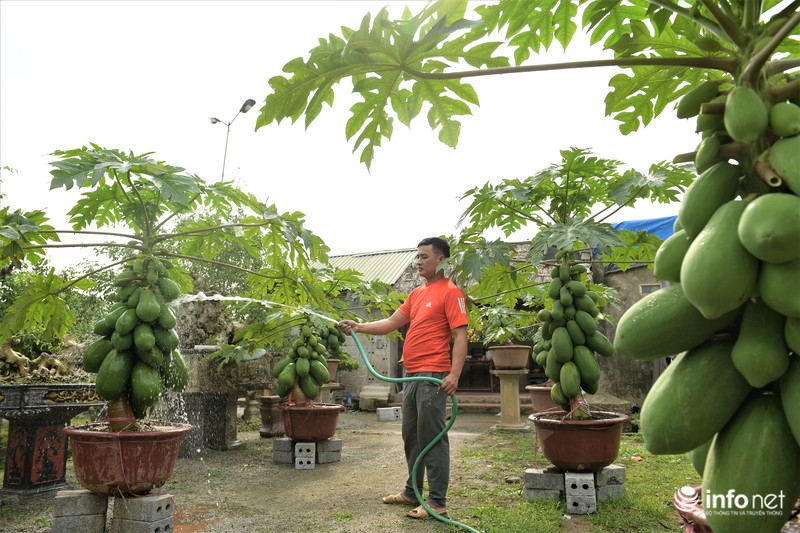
327;248;417;285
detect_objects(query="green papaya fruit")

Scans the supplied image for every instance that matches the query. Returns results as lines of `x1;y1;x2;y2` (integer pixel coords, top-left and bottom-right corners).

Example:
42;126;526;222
758;256;800;318
723;85;769;142
157;304;178;330
126;287;142;309
295;357;310;378
114;269;137;287
82;337;113;373
309;360;330;383
131;360;163;407
272;356;292;379
93;305;127;336
703;393;800;533
545;348;562;381
548;278;562;300
681;201;759;319
677;79;720;119
136;346;164;368
550;300;565;322
278;363;297;390
769;101;800;137
653;229;692;282
551;327;574;363
613;284;740;360
565;280;586;297
157;277;181;301
574;294;599;317
154;327;181;352
786;317;800;354
161;349;189;391
111;331;133;351
780;356;800;446
565;320;586;346
639;338;750;454
768;134;800;195
585;331;613;358
677;162;742;239
694;135;720;174
737;193;800;264
559;286;574;307
300;374;320;399
136;289;161;323
559;361;581;398
133;322;156;352
550;381;569;406
115;308;139;336
695;110;725;134
572;345;600;384
581;379;599;394
574;310;597;336
689;438;712;477
95;349;134;401
731;298;790;388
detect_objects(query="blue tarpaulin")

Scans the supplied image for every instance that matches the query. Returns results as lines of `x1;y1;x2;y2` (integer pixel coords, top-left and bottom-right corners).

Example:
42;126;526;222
612;216;677;241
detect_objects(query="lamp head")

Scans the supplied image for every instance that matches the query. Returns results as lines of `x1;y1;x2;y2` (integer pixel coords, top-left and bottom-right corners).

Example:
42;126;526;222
210;117;222;124
240;99;256;113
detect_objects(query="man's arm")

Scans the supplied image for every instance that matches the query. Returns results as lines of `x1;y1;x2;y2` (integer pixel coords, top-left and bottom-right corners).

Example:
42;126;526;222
338;308;409;336
441;325;468;396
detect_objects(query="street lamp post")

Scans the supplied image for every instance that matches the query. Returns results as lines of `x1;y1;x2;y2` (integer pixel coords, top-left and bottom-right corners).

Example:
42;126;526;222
210;98;256;180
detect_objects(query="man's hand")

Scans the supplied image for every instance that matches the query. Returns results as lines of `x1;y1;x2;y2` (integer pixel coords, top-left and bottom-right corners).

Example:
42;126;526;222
338;320;359;334
440;373;459;396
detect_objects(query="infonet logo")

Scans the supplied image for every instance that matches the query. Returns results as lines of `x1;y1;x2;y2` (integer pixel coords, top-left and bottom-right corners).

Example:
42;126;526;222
675;485;787;517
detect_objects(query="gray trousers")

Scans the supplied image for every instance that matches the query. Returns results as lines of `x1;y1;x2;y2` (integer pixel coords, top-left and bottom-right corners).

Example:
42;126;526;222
401;372;449;508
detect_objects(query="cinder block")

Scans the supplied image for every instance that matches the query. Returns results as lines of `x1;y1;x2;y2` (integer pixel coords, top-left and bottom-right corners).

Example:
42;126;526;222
295;457;315;469
523;468;565;491
294;442;316;458
113;494;174;522
522;487;561;502
316;450;342;464
595;464;626;486
53;489;108;517
566;494;597;515
565;472;595;497
51;514;106;533
273;450;294;464
376;407;401;421
316;438;342;453
110;516;174;533
596;483;626;501
272;437;294;453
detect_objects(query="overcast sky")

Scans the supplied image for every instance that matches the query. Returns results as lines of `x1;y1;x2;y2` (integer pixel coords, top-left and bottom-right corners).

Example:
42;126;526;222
1;1;696;269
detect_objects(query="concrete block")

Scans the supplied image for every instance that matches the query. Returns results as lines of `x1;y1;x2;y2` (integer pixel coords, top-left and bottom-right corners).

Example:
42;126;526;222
316;451;342;464
51;514;106;533
565;472;595;497
523;468;565;491
316;438;342;453
295;457;315;469
294;442;316;458
566;494;597;515
595;464;626;486
113;494;174;522
596;483;626;502
53;489;108;517
522;487;561;502
272;437;294;453
109;516;174;533
273;450;294;464
376;407;402;421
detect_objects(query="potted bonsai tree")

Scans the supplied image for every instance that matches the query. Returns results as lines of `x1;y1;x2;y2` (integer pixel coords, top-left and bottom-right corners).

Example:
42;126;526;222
0;145;332;495
272;318;346;441
479;304;533;369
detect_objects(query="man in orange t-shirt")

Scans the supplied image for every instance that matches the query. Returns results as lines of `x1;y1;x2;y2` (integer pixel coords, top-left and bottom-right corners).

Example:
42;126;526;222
339;237;468;519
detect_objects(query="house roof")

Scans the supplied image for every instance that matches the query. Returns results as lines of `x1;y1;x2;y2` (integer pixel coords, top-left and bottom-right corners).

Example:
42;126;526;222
327;248;417;285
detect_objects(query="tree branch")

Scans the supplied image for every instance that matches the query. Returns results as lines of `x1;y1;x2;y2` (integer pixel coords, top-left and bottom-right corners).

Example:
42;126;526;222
154;221;277;243
648;0;729;41
37;229;141;241
744;10;800;85
699;0;747;47
56;257;133;293
403;56;737;81
770;76;800;102
159;252;281;280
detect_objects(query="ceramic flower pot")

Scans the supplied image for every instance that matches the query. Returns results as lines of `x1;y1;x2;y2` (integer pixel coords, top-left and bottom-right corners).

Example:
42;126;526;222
525;384;560;413
487;344;531;369
529;410;628;472
281;403;344;441
62;421;191;496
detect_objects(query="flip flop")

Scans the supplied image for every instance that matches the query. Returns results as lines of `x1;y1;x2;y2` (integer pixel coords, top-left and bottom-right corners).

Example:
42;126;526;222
382;492;418;505
407;504;447;519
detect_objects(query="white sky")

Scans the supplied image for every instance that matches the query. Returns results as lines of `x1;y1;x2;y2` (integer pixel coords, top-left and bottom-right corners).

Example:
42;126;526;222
1;1;697;270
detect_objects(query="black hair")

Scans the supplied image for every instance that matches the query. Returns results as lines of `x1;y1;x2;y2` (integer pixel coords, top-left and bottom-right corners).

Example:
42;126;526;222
417;237;450;258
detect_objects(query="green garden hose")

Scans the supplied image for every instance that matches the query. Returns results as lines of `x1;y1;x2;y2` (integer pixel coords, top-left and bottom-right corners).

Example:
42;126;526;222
348;330;481;533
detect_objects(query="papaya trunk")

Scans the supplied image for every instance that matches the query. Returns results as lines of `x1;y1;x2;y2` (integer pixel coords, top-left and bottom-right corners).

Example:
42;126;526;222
567;395;591;420
107;394;137;432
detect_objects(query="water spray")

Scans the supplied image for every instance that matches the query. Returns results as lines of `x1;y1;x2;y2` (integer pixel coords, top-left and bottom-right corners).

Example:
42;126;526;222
174;293;481;532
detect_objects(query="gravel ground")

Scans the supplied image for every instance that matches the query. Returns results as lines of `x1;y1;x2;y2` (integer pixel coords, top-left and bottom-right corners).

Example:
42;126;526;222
0;411;504;533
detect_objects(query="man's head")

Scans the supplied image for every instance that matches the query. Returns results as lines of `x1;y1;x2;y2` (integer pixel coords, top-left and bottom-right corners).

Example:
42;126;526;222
416;237;450;281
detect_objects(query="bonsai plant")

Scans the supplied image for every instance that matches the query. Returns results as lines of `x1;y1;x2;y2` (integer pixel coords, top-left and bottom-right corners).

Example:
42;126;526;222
479;304;534;369
272;318;347;440
0;145;333;494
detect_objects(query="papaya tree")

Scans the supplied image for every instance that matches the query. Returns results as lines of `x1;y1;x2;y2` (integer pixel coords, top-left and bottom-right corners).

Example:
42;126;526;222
0;144;396;430
256;1;800;530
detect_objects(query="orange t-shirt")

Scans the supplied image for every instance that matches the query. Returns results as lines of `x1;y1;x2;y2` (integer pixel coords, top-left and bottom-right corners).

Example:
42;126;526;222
398;278;468;373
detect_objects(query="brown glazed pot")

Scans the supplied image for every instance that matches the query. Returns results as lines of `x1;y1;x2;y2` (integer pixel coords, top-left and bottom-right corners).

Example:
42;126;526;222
530;410;628;472
326;359;340;383
62;421;191;496
487;344;531;369
525;384;560;413
281;403;344;441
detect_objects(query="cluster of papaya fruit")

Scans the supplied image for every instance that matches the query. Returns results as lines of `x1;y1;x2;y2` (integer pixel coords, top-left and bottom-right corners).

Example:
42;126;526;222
533;254;612;408
82;255;189;418
615;78;800;531
272;321;346;403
